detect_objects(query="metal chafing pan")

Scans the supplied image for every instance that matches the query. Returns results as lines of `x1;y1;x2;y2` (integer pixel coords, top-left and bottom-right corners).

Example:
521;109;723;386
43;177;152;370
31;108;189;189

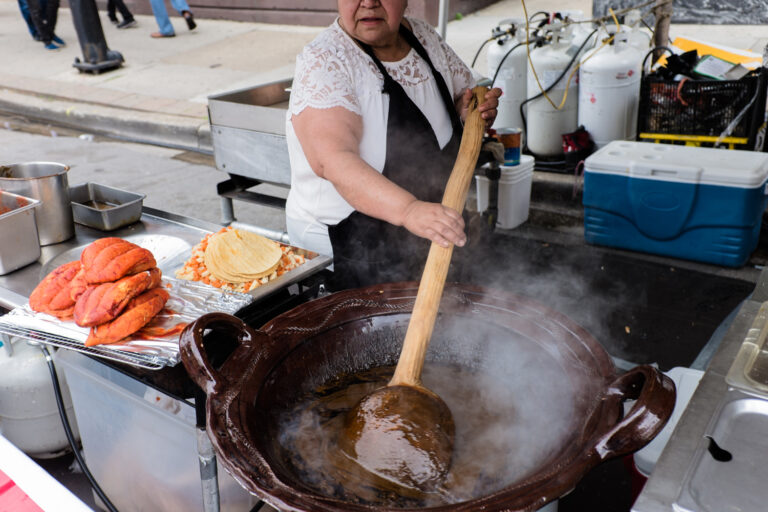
70;182;145;231
0;190;41;276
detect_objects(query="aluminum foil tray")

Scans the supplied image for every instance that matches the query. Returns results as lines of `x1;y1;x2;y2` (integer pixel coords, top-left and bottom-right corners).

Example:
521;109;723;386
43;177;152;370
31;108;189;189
0;277;253;370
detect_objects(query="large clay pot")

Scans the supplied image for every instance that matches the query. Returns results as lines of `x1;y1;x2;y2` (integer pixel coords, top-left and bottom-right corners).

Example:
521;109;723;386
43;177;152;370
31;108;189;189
180;282;675;512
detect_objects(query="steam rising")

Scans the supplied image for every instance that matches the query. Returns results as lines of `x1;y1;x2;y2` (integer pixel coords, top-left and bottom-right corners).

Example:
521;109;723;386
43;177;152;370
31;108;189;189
274;310;598;508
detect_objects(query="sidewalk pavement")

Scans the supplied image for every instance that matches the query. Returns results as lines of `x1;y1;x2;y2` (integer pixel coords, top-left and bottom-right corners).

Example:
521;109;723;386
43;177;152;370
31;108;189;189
2;0;768;153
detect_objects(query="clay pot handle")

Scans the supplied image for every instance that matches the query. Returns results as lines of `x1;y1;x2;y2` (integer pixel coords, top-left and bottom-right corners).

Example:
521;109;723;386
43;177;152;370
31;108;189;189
179;312;270;394
592;365;677;461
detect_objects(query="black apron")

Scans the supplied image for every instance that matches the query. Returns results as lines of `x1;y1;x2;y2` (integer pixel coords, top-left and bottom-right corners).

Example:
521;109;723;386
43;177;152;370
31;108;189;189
327;24;464;291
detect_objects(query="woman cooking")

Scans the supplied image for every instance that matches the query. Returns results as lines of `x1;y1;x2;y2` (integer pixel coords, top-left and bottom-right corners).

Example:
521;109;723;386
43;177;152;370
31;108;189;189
286;0;501;290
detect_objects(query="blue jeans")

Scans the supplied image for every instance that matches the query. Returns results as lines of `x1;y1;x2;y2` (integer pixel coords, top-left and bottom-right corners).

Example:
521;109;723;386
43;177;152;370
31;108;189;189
149;0;190;36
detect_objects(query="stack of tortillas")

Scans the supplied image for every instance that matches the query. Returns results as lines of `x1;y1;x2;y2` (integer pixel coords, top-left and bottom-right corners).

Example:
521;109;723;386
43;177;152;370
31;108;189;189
204;229;282;283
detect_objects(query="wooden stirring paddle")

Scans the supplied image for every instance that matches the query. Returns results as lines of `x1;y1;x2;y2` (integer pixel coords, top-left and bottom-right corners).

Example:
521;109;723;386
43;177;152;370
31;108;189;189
340;86;489;493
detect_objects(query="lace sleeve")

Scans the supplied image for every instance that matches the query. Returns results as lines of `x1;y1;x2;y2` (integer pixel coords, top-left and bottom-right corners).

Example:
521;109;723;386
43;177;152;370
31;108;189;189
290;43;362;117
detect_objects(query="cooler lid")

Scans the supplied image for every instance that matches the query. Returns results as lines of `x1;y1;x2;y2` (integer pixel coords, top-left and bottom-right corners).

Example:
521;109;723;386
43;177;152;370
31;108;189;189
584;141;768;188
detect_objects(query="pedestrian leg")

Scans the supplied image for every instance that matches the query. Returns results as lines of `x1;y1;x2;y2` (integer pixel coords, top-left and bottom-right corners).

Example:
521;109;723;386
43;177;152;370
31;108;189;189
170;0;195;30
17;0;41;40
149;0;175;37
106;0;118;23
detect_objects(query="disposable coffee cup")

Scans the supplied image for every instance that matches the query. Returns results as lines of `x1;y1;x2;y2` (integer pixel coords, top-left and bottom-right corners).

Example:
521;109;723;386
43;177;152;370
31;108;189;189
498;128;522;166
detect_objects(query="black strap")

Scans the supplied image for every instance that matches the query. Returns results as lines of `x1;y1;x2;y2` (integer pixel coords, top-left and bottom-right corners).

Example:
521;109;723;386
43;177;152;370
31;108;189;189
357;24;463;132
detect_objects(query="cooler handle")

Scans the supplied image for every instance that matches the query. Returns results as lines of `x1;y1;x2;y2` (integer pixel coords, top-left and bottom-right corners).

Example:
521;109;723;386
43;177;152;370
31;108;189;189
592;365;677;461
629;162;703;182
179;312;271;394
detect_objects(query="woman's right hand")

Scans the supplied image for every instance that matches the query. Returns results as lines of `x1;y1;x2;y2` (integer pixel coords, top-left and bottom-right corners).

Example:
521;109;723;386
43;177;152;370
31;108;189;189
401;200;466;248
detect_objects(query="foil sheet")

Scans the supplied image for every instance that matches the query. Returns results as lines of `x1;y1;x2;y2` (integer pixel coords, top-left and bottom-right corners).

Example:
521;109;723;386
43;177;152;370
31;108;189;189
0;277;253;370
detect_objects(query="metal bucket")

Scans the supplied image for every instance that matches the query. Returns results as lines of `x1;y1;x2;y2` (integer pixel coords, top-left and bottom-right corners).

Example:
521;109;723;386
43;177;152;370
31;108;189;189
0;162;75;245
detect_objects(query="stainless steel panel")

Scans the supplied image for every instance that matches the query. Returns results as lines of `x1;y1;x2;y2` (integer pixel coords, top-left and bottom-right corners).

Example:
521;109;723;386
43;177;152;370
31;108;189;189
208;79;291;135
676;388;768;512
211;125;291;185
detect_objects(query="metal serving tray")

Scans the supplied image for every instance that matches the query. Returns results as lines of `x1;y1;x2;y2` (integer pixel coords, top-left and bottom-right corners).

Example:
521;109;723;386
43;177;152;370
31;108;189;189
70;182;145;231
0;190;40;276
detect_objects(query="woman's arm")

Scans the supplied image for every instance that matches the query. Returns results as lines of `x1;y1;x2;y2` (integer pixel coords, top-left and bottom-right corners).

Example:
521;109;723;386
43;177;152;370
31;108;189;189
292;106;466;248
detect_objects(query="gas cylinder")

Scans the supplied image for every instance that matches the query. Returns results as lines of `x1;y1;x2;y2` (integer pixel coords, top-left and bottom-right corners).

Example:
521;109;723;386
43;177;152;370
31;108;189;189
526;28;580;157
578;32;643;148
0;337;79;458
487;20;528;136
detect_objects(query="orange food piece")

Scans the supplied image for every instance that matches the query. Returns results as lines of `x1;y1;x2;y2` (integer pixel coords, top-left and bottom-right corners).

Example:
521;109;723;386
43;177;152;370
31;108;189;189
29;261;82;316
81;237;156;284
86;288;170;346
74;268;162;327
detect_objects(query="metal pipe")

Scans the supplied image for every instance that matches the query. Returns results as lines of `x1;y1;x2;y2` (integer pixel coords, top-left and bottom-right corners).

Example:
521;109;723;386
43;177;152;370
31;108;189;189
196;427;221;512
438;0;449;39
1;334;12;358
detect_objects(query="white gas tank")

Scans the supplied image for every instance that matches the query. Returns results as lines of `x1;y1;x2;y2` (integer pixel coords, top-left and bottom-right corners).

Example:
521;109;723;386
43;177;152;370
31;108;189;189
487;21;528;135
526;34;580;157
0;337;79;458
578;33;643;148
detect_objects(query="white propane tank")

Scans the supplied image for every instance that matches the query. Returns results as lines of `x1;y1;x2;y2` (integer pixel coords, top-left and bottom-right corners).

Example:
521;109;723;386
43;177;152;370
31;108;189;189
526;29;580;157
487;20;528;135
578;32;643;148
0;337;79;458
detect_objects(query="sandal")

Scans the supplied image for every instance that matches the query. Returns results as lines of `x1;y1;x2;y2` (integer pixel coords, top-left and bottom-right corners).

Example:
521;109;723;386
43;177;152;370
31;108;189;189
182;10;196;31
150;31;175;38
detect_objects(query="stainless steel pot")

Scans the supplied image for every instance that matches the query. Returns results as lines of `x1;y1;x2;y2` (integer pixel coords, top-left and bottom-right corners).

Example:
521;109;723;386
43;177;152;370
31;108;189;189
0;162;74;245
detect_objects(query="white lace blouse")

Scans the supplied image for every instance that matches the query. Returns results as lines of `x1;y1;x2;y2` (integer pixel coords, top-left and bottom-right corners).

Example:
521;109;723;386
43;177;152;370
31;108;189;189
285;17;475;235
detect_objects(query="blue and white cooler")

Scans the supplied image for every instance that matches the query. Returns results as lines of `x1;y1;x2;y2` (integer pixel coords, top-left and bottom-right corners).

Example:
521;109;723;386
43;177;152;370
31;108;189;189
583;141;768;267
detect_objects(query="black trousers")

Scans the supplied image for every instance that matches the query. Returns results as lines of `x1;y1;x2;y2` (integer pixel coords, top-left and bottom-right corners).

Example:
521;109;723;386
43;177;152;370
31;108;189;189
107;0;133;22
26;0;59;44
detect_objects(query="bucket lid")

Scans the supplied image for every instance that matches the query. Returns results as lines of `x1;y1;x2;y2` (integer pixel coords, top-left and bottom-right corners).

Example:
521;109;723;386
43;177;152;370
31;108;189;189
584;141;768;188
500;155;535;177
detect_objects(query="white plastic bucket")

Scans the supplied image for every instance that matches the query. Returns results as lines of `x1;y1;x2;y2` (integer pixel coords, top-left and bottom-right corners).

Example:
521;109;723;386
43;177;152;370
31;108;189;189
475;155;535;230
498;156;535;229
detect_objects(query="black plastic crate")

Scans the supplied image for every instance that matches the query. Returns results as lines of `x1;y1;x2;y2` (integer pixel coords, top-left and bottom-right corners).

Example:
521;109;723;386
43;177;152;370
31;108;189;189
638;69;767;149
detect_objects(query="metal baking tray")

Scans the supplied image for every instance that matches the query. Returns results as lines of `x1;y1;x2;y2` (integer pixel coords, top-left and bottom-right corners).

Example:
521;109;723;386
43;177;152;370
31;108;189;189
0;190;40;276
70;182;145;231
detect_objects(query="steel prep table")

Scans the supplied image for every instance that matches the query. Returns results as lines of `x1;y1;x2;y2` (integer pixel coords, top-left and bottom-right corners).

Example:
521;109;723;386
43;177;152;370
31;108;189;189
0;207;331;512
632;265;768;511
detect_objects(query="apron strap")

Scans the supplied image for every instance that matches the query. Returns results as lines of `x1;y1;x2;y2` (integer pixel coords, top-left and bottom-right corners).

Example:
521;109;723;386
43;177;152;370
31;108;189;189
357;24;463;133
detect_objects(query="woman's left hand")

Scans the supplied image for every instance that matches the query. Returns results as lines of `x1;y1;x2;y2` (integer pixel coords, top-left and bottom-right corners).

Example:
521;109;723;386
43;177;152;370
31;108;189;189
457;87;502;128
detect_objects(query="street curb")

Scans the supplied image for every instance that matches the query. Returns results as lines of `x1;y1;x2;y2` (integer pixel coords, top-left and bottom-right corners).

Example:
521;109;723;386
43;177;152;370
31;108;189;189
0;88;212;153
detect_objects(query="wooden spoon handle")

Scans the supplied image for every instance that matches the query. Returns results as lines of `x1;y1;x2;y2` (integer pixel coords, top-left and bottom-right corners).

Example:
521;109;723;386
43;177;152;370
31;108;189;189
390;86;488;387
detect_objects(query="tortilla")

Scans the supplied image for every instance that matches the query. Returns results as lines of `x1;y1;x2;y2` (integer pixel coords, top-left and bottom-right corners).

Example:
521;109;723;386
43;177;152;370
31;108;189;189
204;229;282;283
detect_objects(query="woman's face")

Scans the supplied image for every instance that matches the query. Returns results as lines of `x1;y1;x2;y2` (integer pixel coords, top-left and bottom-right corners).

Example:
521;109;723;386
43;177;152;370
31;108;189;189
338;0;408;47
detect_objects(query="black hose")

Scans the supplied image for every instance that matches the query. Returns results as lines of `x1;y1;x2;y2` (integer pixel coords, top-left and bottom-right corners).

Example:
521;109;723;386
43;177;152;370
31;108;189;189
490;41;526;86
471;37;495;68
40;345;119;512
519;28;599;136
